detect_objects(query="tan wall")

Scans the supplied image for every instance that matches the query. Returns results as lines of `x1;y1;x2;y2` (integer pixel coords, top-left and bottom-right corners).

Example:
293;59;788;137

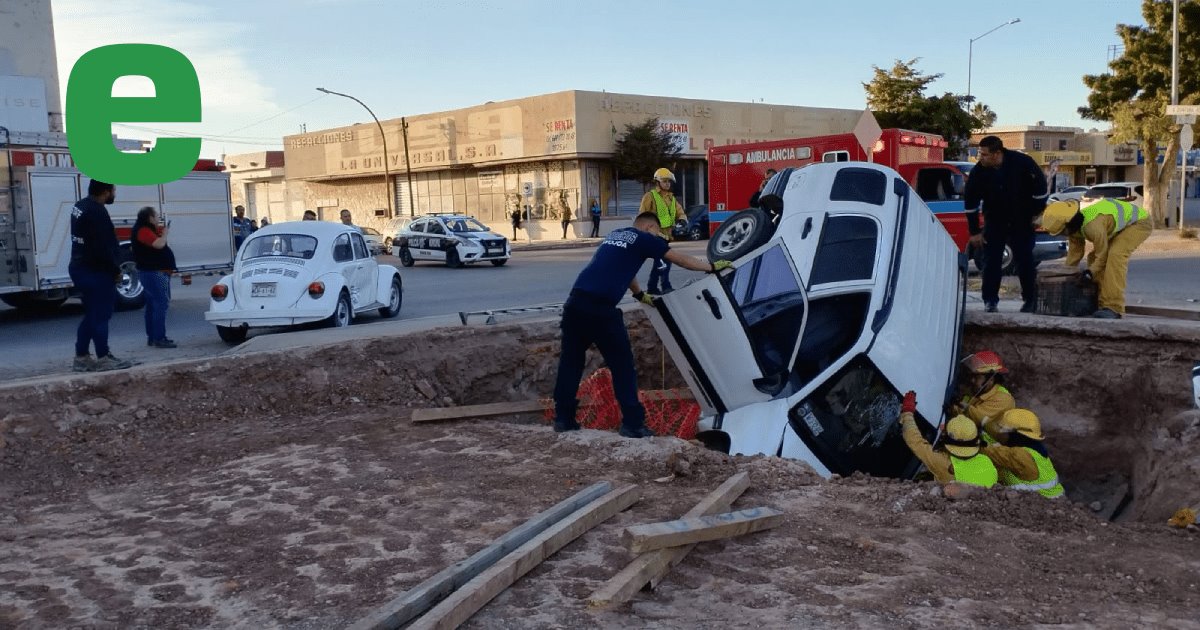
0;0;62;131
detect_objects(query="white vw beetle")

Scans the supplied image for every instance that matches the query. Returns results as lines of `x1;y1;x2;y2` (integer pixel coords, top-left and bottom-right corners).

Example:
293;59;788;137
205;222;403;343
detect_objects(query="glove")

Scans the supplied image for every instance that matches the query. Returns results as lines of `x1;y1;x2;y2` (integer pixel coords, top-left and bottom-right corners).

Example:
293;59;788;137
1077;269;1093;286
901;391;917;414
633;291;654;305
711;260;732;272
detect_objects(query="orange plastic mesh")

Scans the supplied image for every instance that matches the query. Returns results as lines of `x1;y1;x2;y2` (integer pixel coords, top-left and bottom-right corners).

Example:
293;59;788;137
542;368;701;439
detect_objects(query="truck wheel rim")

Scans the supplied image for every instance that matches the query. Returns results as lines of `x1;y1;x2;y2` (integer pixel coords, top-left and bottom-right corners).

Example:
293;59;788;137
117;261;142;299
715;216;756;254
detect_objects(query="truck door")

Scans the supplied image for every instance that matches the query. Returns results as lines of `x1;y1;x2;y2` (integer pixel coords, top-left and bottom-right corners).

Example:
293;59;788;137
647;242;807;415
28;171;82;287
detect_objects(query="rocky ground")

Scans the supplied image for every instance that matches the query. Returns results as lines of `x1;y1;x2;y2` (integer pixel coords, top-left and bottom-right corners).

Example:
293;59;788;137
1;315;1198;629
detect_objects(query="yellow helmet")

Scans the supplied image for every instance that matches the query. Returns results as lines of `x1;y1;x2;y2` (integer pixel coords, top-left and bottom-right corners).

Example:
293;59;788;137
943;415;981;458
653;168;675;183
1040;200;1080;235
991;408;1044;441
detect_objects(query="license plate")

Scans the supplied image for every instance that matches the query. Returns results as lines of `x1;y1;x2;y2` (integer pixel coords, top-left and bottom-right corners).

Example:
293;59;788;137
251;282;276;297
799;404;823;436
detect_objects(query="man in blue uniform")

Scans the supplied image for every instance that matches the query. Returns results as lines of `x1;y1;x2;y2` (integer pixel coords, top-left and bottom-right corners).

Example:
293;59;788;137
553;212;730;438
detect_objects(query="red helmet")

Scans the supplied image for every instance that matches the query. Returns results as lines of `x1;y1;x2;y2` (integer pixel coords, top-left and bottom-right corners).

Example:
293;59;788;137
962;350;1008;375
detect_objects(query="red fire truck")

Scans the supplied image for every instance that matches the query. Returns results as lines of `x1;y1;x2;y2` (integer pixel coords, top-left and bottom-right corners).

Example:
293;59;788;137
1;132;236;311
707;129;970;250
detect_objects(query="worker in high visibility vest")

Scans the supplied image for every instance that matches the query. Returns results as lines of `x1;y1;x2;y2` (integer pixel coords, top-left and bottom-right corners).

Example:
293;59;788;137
979;409;1065;499
897;391;999;488
1041;196;1152;319
954;350;1016;429
638;168;687;294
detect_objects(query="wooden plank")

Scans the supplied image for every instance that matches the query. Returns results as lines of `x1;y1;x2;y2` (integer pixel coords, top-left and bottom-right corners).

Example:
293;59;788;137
621;507;784;554
347;481;614;630
407;484;640;630
410;389;695;424
1125;305;1200;321
586;472;750;608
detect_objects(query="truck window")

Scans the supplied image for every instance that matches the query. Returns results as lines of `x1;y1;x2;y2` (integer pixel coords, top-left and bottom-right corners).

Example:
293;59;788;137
809;216;878;285
722;244;806;384
822;150;850;163
914;167;959;202
790;292;871;387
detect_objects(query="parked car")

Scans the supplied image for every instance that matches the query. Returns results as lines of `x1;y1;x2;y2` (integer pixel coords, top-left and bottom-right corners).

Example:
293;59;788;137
1085;181;1145;205
648;162;964;479
1048;185;1091;203
205;222;402;343
392;214;511;267
671;204;710;241
360;226;388;255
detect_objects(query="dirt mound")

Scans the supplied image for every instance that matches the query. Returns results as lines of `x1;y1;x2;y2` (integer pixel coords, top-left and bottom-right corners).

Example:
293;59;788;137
1;314;1198;627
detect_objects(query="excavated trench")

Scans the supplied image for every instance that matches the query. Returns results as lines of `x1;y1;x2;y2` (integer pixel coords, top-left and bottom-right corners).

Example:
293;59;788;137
0;310;1196;524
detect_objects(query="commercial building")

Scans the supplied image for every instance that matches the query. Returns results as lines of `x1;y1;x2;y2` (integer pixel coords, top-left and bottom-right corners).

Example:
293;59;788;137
224;150;304;223
283;91;868;238
0;0;62;133
971;123;1140;187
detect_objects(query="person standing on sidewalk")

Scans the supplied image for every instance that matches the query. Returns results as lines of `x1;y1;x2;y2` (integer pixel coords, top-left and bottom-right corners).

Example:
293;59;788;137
553;212;730;438
69;180;132;372
1040;195;1152;319
231;205;254;249
559;197;572;239
132;206;178;348
964;136;1047;313
638;168;686;293
589;198;602;237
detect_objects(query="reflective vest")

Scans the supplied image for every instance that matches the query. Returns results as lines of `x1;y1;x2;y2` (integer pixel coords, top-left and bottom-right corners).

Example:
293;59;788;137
1081;199;1149;236
998;447;1065;499
949;453;999;488
650;190;677;229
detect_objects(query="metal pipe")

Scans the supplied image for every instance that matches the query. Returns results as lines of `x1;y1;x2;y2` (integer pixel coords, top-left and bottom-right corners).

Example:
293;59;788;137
401;117;415;216
316;87;394;218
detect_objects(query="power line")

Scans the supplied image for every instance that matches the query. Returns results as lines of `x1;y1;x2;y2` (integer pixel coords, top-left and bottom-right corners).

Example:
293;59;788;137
217;94;328;136
113;123;284;144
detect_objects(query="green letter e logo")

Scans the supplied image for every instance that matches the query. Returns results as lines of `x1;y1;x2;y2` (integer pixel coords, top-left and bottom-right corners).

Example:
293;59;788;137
66;44;201;186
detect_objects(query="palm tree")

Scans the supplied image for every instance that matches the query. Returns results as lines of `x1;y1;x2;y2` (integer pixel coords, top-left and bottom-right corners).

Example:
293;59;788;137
971;102;997;130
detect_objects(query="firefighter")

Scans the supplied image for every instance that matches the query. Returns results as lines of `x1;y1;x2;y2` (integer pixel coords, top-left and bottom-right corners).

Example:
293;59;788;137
638;168;687;294
1040;196;1152;319
979;409;1065;499
954;350;1016;430
898;391;998;488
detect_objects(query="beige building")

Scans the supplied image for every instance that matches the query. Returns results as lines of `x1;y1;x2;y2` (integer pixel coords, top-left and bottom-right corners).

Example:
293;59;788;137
0;0;63;132
283;90;867;238
972;123;1139;187
224;151;307;224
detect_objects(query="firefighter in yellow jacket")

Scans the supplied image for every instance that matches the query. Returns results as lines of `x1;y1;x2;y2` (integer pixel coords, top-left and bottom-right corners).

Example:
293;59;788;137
638;168;687;293
979;409;1065;499
898;391;998;488
1041;196;1152;319
954;350;1016;429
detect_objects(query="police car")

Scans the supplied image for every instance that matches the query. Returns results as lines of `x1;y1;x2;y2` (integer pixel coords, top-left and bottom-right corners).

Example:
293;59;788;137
391;214;511;268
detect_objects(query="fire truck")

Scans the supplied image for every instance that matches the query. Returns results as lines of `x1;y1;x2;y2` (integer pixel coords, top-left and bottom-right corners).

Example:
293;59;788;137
707;129;969;250
0;131;236;311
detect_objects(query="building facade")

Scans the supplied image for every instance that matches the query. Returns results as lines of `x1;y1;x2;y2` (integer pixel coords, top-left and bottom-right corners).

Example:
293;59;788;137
283;91;867;238
224;151;307;223
971;123;1140;187
0;0;63;133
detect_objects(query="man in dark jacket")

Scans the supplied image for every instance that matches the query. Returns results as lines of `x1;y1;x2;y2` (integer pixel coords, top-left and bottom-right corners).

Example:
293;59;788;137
964;136;1047;313
69;180;132;372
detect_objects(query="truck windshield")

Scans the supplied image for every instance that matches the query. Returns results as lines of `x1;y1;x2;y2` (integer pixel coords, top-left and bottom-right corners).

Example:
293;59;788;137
722;244;805;387
241;234;318;260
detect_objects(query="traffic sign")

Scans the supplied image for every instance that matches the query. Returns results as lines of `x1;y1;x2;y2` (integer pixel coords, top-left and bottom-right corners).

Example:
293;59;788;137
1166;104;1200;116
1181;124;1194;153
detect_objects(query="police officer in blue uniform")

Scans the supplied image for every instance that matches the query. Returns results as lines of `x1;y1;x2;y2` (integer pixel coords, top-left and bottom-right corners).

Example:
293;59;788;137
553;212;731;438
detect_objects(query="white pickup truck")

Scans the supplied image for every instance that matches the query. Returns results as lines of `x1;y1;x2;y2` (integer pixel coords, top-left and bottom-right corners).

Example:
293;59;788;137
0;138;235;310
647;162;967;479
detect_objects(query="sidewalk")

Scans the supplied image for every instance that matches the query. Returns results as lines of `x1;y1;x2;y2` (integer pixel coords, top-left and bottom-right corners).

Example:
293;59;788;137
510;237;603;252
1138;229;1200;255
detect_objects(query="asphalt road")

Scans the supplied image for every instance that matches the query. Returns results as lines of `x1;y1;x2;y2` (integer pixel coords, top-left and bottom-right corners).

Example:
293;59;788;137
0;242;1195;381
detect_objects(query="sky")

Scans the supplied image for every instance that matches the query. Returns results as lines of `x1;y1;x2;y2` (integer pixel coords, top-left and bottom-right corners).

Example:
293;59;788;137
50;0;1147;159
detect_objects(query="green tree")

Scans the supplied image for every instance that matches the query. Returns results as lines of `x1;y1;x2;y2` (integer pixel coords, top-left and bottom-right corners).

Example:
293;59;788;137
611;117;683;187
864;59;994;159
1081;0;1200;226
971;102;998;129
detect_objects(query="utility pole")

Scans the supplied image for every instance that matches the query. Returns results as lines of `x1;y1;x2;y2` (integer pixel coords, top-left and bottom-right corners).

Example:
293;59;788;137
1173;0;1187;230
401;117;416;216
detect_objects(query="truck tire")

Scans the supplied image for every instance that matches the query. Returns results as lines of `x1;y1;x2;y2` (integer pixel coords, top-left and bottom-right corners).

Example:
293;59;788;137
216;325;248;344
115;249;145;310
707;208;773;262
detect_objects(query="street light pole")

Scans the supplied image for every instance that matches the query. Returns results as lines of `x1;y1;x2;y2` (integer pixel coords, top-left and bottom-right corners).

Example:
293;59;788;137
967;18;1021;107
316;87;394;218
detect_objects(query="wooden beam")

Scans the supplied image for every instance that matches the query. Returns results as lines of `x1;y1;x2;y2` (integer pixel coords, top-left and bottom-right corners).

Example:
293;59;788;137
586;472;750;608
621;507;784;554
407;484;640;630
410;389;695;424
1125;305;1200;321
347;481;614;630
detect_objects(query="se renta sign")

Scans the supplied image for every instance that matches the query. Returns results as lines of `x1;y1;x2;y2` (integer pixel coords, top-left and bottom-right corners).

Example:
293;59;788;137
65;44;201;186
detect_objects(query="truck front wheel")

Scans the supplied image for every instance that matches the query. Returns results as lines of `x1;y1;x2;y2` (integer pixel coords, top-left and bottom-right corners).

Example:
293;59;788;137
707;208;774;262
114;249;146;310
